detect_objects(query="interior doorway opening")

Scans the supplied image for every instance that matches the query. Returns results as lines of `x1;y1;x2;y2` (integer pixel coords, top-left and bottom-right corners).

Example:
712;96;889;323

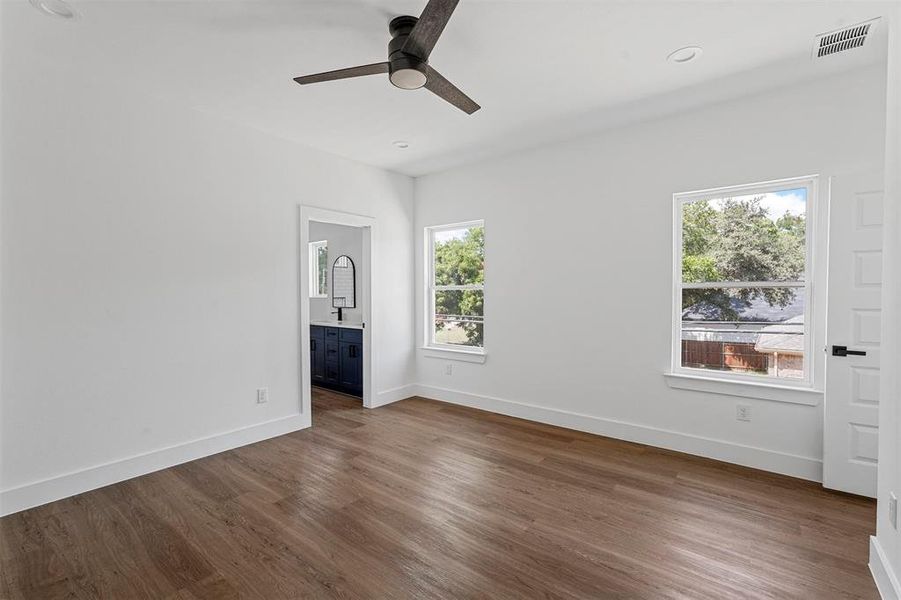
299;206;376;418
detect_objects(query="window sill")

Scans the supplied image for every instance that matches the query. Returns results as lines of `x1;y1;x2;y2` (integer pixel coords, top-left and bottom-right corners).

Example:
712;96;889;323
421;346;487;364
663;372;821;406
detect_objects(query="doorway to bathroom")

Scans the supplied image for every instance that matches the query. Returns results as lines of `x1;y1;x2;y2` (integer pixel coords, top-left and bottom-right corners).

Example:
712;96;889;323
299;206;376;418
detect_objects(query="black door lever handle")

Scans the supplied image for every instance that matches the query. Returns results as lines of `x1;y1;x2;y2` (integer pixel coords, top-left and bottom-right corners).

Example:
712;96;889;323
832;345;867;357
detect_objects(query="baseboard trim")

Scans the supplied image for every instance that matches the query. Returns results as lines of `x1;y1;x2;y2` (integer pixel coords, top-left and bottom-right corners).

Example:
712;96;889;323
0;413;310;517
371;384;418;408
871;536;901;600
414;384;823;482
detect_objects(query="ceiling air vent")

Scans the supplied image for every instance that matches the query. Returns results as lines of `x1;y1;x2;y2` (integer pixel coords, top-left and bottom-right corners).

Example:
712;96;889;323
814;18;879;58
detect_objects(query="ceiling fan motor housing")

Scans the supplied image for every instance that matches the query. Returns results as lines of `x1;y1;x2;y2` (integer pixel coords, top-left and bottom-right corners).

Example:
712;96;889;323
388;15;428;89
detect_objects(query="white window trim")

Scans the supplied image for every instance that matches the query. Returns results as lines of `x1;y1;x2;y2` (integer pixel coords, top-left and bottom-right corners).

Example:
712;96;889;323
663;372;821;406
309;240;328;299
668;175;824;403
421;347;487;363
423;220;485;358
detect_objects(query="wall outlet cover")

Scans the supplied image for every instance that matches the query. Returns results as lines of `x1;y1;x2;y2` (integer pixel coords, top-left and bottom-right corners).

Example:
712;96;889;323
256;388;269;404
736;405;752;422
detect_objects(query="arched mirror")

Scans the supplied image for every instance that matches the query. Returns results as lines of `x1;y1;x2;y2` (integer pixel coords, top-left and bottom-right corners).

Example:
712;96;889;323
332;255;356;315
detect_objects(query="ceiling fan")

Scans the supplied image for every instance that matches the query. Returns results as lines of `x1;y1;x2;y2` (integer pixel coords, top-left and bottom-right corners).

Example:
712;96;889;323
293;0;480;114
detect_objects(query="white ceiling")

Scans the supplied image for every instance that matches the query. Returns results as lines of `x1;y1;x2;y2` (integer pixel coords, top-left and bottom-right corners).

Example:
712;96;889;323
4;0;892;176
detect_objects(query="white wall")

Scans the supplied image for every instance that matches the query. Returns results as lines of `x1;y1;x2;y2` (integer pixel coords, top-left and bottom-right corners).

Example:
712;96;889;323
308;222;364;323
413;65;887;481
873;6;901;598
0;14;415;514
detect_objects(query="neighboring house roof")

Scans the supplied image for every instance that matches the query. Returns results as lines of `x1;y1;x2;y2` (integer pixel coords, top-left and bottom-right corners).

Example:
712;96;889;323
754;315;804;354
681;328;761;344
682;294;805;322
681;294;805;350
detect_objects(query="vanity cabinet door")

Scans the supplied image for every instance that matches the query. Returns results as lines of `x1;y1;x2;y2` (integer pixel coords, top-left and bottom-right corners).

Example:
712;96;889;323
339;342;363;394
325;362;340;384
325;341;340;365
310;337;325;382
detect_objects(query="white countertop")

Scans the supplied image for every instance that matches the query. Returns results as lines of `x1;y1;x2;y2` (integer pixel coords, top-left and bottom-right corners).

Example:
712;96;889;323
310;320;363;330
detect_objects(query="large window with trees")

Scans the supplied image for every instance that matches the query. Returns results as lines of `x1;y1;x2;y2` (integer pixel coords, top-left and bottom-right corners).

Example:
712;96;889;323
673;177;815;384
427;221;484;351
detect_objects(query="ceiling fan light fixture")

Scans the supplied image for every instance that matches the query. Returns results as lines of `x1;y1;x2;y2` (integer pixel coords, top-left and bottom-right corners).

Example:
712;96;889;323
293;0;481;113
389;67;427;90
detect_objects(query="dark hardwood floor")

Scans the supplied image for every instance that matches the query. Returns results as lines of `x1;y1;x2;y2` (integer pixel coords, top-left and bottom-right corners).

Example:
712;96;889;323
1;389;878;599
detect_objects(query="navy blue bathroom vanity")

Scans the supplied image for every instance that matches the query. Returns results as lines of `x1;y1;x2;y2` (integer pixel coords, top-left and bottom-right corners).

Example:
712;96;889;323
310;324;363;398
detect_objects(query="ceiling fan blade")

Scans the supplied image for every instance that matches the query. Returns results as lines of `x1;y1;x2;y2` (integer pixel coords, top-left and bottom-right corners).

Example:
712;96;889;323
294;62;389;85
424;67;480;114
402;0;459;60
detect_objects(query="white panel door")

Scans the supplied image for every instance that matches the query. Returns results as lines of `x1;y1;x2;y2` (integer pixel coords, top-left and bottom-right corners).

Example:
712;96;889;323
823;171;884;497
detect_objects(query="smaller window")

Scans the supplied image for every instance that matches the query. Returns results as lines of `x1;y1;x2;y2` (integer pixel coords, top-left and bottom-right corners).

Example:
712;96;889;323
426;221;484;351
309;240;328;298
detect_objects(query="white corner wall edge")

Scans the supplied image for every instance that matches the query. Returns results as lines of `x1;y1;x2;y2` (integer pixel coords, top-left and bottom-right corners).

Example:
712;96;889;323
371;384;419;408
414;384;823;482
871;536;901;600
0;413;309;517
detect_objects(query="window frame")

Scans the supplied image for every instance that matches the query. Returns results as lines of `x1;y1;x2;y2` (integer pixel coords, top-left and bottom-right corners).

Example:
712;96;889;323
671;175;818;390
424;220;485;356
309;240;328;299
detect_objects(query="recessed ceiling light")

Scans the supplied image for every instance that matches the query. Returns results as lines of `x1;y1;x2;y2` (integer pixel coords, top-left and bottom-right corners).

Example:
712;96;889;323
29;0;76;19
392;140;410;149
667;46;703;64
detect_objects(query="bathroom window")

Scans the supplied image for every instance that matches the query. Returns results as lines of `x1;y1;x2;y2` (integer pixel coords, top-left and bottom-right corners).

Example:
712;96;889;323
426;221;484;351
672;177;815;384
309;240;328;298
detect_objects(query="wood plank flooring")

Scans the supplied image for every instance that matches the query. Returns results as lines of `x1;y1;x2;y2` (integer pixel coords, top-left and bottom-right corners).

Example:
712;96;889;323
1;389;878;599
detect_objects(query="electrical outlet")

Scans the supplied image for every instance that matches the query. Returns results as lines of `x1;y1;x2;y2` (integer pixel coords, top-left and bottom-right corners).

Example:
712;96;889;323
256;388;269;404
890;492;898;529
445;363;453;376
736;404;751;422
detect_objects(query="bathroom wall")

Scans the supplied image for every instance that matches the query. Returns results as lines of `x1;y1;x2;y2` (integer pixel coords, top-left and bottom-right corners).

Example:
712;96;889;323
308;221;364;324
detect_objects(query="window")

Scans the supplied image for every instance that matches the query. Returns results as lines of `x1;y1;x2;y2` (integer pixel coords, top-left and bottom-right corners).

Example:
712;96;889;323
309;240;328;298
426;221;484;352
673;177;815;385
